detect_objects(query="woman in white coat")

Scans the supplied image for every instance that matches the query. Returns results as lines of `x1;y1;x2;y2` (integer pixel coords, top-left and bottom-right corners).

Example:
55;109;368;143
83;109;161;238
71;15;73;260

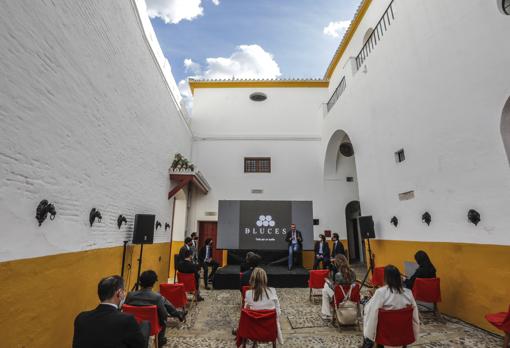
244;267;284;344
361;265;420;348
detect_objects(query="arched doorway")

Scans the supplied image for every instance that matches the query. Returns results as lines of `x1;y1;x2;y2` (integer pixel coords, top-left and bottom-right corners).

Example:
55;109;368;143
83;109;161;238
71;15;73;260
501;97;510;165
345;201;363;263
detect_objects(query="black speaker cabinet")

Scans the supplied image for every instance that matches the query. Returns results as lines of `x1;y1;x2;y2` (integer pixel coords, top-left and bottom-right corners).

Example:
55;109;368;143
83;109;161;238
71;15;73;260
132;214;155;244
358;215;375;239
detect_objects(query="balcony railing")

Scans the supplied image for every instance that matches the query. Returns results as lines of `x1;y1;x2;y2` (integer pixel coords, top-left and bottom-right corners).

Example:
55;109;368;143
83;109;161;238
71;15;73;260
355;0;395;70
326;76;346;112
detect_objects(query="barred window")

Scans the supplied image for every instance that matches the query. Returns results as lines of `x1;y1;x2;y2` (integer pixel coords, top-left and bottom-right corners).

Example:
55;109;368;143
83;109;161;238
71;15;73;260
244;157;271;173
504;0;510;15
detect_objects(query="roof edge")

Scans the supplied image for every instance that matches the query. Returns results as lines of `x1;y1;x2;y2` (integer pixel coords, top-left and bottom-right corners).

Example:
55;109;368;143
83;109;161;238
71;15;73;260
188;79;329;95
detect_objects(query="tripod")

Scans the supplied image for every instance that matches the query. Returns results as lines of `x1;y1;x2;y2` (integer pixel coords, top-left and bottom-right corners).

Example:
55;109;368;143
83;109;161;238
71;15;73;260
132;242;144;291
359;237;375;291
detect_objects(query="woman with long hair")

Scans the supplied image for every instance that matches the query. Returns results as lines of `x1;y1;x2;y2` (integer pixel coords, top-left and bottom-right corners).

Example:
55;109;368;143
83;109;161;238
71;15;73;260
244;268;283;344
361;265;420;348
321;254;356;319
404;250;436;289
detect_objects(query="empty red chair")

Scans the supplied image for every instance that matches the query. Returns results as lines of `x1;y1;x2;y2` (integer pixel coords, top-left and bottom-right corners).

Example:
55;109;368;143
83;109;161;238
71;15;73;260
485;305;510;348
308;269;329;302
177;271;197;306
236;309;277;348
122;304;162;348
375;306;415;347
371;267;385;287
241;285;251;308
160;283;187;308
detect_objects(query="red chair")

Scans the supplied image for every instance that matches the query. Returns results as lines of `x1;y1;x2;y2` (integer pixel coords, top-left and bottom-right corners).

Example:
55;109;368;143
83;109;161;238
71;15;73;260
308;269;329;303
333;283;361;330
412;277;442;319
177;271;197;307
371;267;385;287
236;309;277;348
160;283;188;309
241;285;251;308
375;306;416;347
122;304;162;348
485;305;510;348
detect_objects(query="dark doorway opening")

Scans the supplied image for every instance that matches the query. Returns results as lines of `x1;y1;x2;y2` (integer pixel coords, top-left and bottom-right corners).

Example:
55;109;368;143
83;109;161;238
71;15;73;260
345;201;364;264
198;221;223;266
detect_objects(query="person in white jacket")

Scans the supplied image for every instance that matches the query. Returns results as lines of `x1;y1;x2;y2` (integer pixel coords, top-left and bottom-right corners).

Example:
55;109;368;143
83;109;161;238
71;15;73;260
361;265;420;348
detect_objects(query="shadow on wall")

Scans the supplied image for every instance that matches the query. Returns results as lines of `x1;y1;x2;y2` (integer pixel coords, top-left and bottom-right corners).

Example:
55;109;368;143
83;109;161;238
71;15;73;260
501;96;510;165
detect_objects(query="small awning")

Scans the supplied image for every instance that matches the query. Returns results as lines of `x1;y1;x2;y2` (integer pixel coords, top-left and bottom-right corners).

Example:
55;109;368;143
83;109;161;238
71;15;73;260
168;170;210;199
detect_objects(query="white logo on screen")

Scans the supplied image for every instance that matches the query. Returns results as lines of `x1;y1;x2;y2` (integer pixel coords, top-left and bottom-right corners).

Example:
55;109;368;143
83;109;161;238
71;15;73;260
256;215;276;227
244;214;286;236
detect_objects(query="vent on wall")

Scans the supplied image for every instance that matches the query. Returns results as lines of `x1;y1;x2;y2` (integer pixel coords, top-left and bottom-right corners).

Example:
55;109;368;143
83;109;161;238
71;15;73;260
398;190;415;201
251;189;264;194
205;211;217;216
346;177;354;182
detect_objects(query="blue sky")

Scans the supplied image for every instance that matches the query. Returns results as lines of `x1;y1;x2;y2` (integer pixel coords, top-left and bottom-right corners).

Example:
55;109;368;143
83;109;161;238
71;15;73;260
146;0;361;104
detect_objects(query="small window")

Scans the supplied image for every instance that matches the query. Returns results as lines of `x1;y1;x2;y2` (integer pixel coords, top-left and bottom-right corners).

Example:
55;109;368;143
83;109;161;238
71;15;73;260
346;176;354;182
244;157;271;173
395;149;405;163
504;0;510;14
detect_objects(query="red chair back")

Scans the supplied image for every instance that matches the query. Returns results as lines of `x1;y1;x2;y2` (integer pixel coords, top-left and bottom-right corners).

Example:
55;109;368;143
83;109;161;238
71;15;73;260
485;304;510;333
375;306;415;346
160;283;188;308
177;272;196;292
334;283;361;306
308;269;329;289
122;304;161;336
241;286;251;307
412;277;441;303
371;267;385;287
236;309;277;347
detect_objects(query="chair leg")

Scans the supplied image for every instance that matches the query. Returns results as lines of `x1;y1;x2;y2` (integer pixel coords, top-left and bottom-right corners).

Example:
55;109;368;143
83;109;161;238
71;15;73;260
433;303;445;323
154;335;159;348
309;288;312;302
242;338;247;348
504;332;509;348
272;341;277;348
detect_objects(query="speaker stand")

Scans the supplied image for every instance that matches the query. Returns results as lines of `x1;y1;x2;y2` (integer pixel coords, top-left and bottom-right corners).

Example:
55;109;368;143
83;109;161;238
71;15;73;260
132;242;144;291
359;237;375;290
121;240;128;278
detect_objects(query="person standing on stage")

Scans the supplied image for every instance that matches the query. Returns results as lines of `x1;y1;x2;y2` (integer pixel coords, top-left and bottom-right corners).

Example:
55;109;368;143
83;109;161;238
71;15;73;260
285;223;303;271
331;233;346;259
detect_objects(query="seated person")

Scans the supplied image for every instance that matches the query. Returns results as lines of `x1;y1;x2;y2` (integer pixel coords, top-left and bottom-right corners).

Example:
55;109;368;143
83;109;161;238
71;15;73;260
321;254;356;320
361;265;420;348
177;249;204;301
240;251;261;290
403;250;436;289
126;270;187;347
244;268;283;344
198;238;220;290
313;234;331;270
73;275;148;348
330;233;346;259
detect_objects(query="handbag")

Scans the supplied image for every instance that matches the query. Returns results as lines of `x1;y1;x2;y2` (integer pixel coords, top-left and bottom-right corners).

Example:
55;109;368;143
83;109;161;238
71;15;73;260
336;284;358;325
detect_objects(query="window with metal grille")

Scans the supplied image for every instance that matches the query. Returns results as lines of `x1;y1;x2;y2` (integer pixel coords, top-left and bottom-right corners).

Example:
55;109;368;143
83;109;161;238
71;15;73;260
395;149;405;163
504;0;510;14
244;157;271;173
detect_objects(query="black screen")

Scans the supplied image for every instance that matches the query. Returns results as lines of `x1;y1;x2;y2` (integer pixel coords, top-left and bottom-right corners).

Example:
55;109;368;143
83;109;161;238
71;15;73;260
132;214;155;244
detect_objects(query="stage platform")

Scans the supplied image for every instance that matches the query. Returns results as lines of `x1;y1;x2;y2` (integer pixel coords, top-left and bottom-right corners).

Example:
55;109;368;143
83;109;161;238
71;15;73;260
213;265;309;290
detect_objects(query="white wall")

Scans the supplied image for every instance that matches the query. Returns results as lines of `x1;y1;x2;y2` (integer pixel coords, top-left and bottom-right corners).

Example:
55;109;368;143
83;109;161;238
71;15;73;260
0;0;192;262
322;0;510;245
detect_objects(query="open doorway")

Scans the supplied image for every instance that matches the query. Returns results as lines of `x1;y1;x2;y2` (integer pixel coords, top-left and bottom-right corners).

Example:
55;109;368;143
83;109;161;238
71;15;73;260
345;200;364;264
198;221;223;266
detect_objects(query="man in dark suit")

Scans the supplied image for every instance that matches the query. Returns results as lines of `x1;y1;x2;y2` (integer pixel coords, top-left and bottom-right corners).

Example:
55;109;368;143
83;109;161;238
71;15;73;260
178;237;193;262
126;270;187;347
198;238;220;290
313;234;331;269
331;233;346;259
177;249;204;301
73;275;148;348
285;223;303;271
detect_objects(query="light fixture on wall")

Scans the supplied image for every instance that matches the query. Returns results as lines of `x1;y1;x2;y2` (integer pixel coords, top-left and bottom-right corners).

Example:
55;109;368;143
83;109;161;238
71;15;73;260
467;209;481;226
155;220;162;230
421;212;431;226
89;208;102;227
165;222;171;231
249;92;267;101
117;215;127;229
390;216;398;227
36;200;57;226
339;142;354;157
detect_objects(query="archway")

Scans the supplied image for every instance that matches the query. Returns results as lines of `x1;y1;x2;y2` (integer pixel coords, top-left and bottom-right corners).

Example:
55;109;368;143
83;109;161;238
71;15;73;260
501;97;510;165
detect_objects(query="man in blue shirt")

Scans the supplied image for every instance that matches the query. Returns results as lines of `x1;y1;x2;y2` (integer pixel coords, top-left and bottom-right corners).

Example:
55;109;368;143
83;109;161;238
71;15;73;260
199;238;220;289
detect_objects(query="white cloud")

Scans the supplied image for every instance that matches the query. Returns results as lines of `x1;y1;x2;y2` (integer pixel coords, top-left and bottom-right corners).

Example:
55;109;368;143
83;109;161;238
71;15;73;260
323;20;351;38
203;44;281;80
146;0;204;24
211;0;220;5
184;58;202;75
178;79;193;111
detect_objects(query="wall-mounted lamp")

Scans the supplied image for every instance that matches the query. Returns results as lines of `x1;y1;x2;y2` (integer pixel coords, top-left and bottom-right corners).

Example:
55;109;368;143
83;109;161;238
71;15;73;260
36;200;57;226
155;220;162;230
390;216;398;227
117;215;127;229
468;209;481;226
165;222;170;231
422;212;431;226
89;208;102;227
